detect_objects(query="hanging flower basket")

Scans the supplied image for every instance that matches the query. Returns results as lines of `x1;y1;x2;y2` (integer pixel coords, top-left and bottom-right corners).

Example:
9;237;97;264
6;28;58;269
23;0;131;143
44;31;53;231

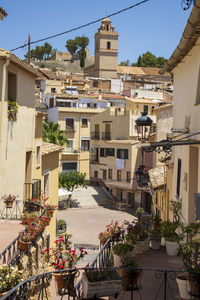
18;239;32;251
2;194;16;208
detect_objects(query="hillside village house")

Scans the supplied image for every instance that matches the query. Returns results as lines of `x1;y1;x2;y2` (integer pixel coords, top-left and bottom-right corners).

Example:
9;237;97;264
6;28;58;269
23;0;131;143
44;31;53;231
160;1;200;224
0;49;61;244
90;105;156;210
47;106;104;178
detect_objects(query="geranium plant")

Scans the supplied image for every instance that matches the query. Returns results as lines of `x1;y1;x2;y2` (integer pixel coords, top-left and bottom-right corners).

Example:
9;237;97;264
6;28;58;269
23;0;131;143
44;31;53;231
0;265;22;293
41;236;87;270
7;101;19;121
98;220;124;243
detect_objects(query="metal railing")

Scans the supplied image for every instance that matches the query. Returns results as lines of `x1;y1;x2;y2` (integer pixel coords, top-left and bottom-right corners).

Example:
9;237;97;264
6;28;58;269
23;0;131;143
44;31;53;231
24;179;41;201
101;132;111;140
91;132;100;140
0;199;23;219
2;264;200;299
90;154;99;163
0;201;45;267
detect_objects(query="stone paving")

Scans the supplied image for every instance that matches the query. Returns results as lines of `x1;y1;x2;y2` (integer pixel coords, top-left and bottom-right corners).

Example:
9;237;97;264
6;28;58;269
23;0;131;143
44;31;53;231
0;219;22;254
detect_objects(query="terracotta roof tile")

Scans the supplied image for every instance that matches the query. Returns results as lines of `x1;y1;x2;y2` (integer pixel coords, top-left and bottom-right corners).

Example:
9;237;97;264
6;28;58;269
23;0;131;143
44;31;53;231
42;142;63;155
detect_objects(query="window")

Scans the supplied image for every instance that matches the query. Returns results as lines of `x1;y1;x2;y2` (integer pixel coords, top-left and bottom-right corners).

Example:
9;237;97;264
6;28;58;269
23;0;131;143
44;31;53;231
94;171;98;178
176;158;182;198
8;72;17;101
81;138;90;151
100;148;115;157
117;149;129;159
44;172;49;198
66;118;75;132
36;145;41;167
81;118;89;127
144;105;148;114
100;148;106;157
65;139;74;152
51;88;56;93
117;170;122;181
94;103;97;108
108;169;112;180
107;41;111;49
93;81;98;88
62;162;78;173
127;171;131;183
106;148;115;156
106;24;109;31
87;103;91;108
103;170;107;180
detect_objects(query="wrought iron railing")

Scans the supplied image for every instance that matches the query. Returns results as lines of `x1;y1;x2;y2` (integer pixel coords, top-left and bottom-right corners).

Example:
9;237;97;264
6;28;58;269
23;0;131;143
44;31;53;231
91;132;100;140
24;179;41;202
1;265;200;299
0;199;23;219
0;201;45;267
101;132;111;140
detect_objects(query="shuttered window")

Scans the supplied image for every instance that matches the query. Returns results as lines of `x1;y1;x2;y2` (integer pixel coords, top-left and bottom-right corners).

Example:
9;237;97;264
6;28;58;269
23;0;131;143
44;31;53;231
117;149;128;159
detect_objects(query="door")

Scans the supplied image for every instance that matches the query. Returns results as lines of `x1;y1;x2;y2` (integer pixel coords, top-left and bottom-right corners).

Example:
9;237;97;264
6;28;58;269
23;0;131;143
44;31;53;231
105;124;111;139
25;151;32;183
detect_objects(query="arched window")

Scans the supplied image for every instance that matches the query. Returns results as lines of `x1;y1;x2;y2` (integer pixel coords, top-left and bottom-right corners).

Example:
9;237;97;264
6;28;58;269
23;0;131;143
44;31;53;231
106;24;109;31
107;41;111;49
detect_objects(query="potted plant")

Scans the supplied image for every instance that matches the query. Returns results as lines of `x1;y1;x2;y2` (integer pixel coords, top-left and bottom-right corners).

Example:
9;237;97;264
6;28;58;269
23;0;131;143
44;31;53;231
0;265;22;298
118;258;142;291
7;100;18;121
152;214;162;230
41;236;87;295
44;203;57;218
21;212;36;225
98;220;124;246
82;269;122;299
2;194;16;208
18;230;32;251
112;243;134;267
149;229;162;250
57;219;67;235
178;223;200;298
162;221;181;256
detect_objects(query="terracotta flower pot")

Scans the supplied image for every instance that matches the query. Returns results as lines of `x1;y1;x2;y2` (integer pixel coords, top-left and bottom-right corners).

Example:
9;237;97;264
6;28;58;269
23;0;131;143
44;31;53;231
186;273;200;297
18;239;31;251
119;268;142;291
53;270;78;295
4;200;14;208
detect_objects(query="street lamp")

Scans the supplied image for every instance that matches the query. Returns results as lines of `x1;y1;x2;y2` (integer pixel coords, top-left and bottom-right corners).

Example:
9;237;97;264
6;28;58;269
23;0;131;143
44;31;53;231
135;112;153;143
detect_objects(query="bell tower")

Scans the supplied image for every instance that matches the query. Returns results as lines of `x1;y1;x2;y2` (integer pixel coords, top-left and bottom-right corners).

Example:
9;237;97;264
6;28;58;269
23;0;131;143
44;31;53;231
94;17;118;78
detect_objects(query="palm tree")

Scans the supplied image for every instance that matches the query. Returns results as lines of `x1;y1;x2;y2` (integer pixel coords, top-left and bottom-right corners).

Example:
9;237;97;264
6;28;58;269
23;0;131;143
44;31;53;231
42;121;68;146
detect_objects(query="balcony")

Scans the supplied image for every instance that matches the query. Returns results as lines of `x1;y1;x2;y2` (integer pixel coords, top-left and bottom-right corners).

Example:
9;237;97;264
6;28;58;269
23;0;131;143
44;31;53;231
62;149;80;155
90;154;99;163
91;132;100;140
24;179;41;202
101;132;111;140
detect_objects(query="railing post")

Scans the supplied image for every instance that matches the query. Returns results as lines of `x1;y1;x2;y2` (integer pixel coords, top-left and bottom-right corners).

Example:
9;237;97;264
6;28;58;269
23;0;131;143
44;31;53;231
164;270;167;300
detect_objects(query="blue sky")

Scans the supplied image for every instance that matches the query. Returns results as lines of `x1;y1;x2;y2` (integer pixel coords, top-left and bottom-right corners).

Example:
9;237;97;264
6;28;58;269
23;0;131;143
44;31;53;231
0;0;192;63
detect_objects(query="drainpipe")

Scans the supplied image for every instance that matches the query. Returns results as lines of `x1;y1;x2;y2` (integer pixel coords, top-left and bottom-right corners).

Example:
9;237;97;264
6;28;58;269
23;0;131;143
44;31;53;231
0;56;10;145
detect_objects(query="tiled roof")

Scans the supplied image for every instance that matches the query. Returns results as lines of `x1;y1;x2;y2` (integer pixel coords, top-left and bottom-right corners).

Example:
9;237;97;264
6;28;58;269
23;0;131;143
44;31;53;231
42;142;63;155
148;166;165;189
0;49;40;78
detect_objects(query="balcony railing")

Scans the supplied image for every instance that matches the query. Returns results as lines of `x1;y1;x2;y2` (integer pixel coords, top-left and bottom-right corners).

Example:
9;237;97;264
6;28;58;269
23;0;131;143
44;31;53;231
101;132;111;140
90;155;99;163
0;198;23;220
0;200;45;267
91;132;100;140
63;149;80;154
24;179;41;201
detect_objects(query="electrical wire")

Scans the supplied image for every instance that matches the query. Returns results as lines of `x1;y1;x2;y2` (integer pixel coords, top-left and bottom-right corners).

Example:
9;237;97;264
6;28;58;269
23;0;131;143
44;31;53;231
10;0;150;52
